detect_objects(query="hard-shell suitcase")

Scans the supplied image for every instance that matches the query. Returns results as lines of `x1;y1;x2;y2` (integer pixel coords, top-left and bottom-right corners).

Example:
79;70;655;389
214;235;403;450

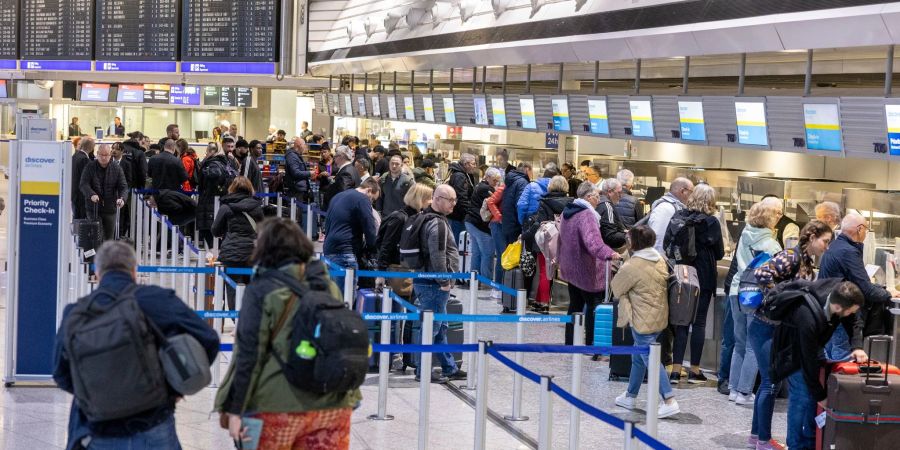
609;301;635;381
820;335;900;449
594;261;615;350
356;288;382;370
457;230;472;273
502;268;525;313
403;294;464;372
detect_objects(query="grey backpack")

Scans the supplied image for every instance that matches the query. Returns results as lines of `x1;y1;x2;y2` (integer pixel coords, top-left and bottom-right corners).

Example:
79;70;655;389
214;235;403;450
667;263;701;326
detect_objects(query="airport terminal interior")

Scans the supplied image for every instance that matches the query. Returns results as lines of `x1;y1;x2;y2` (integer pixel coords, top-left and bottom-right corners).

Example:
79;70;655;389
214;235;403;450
3;1;900;449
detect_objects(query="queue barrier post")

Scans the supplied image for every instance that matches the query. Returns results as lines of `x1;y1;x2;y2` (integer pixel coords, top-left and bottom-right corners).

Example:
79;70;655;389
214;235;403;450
181;234;191;304
538;375;554;450
235;283;246;325
161;216;170;286
212;196;221;257
473;340;490;450
504;289;529;422
129;192;136;241
623;420;635;450
170;224;179;289
418;310;434;450
368;286;395;421
149;208;158;279
276;192;283;218
74;249;84;298
135;197;143;262
290;197;297;222
210;263;225;388
569;313;585;450
343;267;355;308
647;343;661;440
306;203;314;237
195;249;207;311
464;271;478;390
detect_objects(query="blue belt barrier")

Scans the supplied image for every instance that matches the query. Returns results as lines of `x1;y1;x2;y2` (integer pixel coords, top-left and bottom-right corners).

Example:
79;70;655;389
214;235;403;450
197;310;239;319
476;274;518;297
318;256;347;276
219;269;238;289
220;343;233;352
389;290;420;312
225;267;254;276
372;344;479;353
256;192;279;198
135;188;198;196
361;312;420;321
356;270;470;280
433;314;572;324
489;343;649;355
137;266;216;274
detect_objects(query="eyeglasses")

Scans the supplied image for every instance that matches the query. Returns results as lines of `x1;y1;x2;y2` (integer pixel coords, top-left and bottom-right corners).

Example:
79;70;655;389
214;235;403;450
438;196;457;204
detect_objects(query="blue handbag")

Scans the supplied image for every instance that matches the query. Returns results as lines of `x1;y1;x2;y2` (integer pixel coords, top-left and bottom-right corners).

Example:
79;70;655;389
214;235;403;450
738;252;772;309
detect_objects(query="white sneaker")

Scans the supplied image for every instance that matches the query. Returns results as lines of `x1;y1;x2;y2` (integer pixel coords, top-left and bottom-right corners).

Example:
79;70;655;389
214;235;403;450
728;391;738;402
490;289;501;300
657;399;680;418
615;392;636;410
735;392;756;406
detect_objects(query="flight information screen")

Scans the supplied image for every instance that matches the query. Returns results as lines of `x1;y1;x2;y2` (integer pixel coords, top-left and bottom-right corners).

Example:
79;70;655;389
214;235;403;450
0;0;16;65
20;0;93;62
95;0;178;63
182;0;278;71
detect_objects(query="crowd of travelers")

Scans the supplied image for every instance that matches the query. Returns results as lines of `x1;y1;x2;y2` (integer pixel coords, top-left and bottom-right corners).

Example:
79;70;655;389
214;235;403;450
59;126;899;449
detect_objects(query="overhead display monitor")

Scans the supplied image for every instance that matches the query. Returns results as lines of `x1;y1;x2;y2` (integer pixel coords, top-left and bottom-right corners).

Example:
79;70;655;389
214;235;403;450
0;80;7;98
551;97;571;132
0;0;16;68
370;96;381;118
403;96;415;120
233;87;253;107
735;101;769;146
95;0;178;72
587;98;609;135
473;95;489;126
803;103;842;152
21;0;93;71
443;97;456;124
343;94;353;116
328;93;340;115
181;0;278;74
629;100;654;138
423;96;435;122
116;84;145;103
204;86;222;106
169;85;201;105
387;96;398;119
678;101;706;141
519;96;537;129
492;97;507;127
204;86;253;107
80;83;111;102
357;96;367;117
143;84;171;104
885;105;900;156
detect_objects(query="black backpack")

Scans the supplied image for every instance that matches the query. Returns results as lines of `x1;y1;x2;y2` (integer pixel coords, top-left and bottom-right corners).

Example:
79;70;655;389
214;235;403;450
374;209;411;267
202;158;238;197
663;211;702;264
62;285;169;422
265;270;369;394
399;211;443;269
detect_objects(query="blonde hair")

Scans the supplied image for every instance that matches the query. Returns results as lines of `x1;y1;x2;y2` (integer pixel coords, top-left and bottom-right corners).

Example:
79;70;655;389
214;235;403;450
747;198;782;229
686;184;717;215
548;175;569;194
403;183;434;211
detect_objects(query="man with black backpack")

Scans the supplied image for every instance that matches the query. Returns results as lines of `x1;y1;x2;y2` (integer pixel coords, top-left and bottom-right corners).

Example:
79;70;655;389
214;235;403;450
197;140;239;247
53;241;219;450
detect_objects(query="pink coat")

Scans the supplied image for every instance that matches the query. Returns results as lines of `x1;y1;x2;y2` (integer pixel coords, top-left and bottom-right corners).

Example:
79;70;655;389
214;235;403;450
558;205;617;293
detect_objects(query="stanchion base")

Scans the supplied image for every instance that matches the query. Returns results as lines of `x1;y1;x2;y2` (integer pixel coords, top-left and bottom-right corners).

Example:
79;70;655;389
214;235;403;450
503;415;529;422
458;384;477;391
367;414;395;421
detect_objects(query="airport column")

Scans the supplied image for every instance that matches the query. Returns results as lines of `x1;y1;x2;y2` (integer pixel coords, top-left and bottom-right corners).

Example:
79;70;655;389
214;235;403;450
4;123;71;385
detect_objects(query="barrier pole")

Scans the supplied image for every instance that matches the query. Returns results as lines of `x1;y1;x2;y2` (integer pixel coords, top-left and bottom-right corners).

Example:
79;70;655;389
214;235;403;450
211;263;224;387
195;249;207;311
569;313;585;450
170;224;179;289
81;262;90;296
263;184;270;205
505;289;529;421
74;249;83;297
276;192;283;218
473;340;490;450
129;192;136;240
135;198;143;261
290;197;297;222
623;421;635;450
306;203;314;237
538;375;554;450
181;235;190;303
418;310;434;450
213;196;221;257
235;284;245;325
342;267;355;308
368;287;395;421
144;204;152;264
149;208;158;276
464;271;478;390
160;215;169;286
647;343;661;439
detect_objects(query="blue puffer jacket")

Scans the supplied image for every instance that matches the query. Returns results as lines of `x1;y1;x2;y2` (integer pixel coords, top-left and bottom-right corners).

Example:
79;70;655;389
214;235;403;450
501;169;530;244
516;177;550;225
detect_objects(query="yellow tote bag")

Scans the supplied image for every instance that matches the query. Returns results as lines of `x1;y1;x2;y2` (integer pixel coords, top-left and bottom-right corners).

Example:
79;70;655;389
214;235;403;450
501;241;522;270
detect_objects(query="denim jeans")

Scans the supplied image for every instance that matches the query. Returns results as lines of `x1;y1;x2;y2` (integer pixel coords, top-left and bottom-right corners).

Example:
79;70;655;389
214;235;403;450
324;252;358;295
719;294;735;382
729;295;758;394
825;325;852;362
489;222;505;283
627;329;675;400
787;369;816;450
448;219;465;246
413;280;459;377
87;415;181;450
749;318;776;440
465;222;495;279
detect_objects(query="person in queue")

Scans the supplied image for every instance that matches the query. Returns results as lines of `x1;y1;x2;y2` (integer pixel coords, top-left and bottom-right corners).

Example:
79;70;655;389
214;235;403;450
284;136;313;225
668;184;725;384
465;167;502;286
180;142;199;192
111;142;131;189
158;123;179;148
501;161;532;245
413;158;437;189
611;225;681;419
818;213;899;361
123;131;148;191
596;177;627;252
72;137;94;220
55;241;219;450
561;163;581;198
485;170;507;300
322;145;360;211
581;163;602;188
747;220;833;450
412;185;467;383
149;139;189;192
196;141;234;248
212;177;264;312
372;145;389;177
727;198;784;405
216;219;358;450
648;177;694;253
615;169;645;228
523;175;574;311
517;163;561;228
446;153;479;242
323;178;381;285
376;154;414;218
559;182;620;346
235;139;261;193
814;201;842;232
495;148;516;175
355;157;373;184
80;144;128;241
762;195;800;248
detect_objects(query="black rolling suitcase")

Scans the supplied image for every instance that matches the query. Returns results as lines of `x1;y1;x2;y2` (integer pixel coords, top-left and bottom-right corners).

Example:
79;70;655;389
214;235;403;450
402;293;465;372
502;268;525;313
73;204;103;259
609;300;635;381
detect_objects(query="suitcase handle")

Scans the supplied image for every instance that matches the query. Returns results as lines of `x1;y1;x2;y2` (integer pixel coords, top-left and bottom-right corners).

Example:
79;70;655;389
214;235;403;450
863;335;894;388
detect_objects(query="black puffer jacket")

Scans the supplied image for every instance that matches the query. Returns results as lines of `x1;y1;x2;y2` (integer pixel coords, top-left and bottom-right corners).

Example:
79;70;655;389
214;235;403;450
446;161;475;222
196;154;233;231
212;193;264;265
464;180;494;233
79;160;128;214
122;139;148;190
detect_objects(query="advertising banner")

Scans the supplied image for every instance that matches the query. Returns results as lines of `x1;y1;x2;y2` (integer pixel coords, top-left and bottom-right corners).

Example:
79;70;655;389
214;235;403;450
678;101;706;141
551;97;571;132
630;100;654;138
587;99;609;135
803;104;842;152
735;101;768;146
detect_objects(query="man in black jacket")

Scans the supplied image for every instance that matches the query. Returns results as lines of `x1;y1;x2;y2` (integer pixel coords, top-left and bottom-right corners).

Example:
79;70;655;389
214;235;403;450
72;138;93;220
54;241;218;450
501;162;532;245
284;137;313;230
322;145;359;211
596;178;627;251
80;145;128;241
376;154;412;217
446;153;477;242
148;139;188;192
615;169;645;228
157;123;179;148
235;139;261;193
768;280;863;450
122;133;148;191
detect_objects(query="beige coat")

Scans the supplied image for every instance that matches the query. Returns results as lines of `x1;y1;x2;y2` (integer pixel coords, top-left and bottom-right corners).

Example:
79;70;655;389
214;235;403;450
610;251;669;334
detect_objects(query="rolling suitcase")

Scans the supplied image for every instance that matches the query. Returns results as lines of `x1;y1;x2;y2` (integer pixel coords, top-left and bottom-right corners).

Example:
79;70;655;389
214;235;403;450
457;230;472;273
73;204;103;260
502;268;525;313
356;288;382;370
402;293;465;372
820;335;900;449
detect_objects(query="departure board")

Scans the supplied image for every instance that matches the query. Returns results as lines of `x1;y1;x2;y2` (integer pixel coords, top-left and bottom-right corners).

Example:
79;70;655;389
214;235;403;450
20;0;93;69
0;0;16;68
95;0;178;71
181;0;278;74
